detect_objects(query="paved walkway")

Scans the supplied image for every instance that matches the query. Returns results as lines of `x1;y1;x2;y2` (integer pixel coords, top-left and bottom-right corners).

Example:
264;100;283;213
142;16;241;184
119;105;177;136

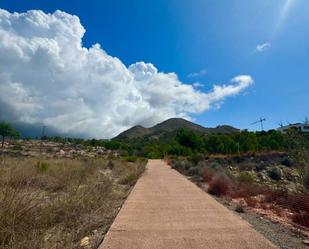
99;160;276;249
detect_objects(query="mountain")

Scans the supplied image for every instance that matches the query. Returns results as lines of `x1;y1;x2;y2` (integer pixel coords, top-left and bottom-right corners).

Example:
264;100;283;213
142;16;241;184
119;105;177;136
115;118;239;140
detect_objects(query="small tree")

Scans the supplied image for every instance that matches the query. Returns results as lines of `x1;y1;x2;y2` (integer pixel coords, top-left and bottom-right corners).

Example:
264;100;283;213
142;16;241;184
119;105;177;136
0;122;20;148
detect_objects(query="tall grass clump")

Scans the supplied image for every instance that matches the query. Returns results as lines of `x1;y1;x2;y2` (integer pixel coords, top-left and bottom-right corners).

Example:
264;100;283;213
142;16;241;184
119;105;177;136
35;161;49;173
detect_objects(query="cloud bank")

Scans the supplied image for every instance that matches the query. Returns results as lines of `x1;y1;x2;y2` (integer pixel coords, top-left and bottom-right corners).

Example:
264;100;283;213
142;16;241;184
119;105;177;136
0;9;253;138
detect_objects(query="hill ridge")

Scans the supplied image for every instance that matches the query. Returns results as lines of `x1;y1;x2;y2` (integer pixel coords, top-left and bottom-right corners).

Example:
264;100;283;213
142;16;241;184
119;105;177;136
115;118;238;140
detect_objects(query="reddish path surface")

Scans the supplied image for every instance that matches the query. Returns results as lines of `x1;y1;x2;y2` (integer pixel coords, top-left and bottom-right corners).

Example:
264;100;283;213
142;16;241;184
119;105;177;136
99;160;277;249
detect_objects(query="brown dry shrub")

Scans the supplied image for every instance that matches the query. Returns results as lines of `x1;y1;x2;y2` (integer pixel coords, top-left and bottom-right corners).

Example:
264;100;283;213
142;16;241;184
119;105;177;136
292;213;309;228
208;174;231;196
201;167;214;183
264;190;309;214
228;182;268;199
244;197;258;208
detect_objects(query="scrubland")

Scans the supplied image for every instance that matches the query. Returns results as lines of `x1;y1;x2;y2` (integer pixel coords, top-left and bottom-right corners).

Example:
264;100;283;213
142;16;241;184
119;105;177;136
0;156;146;249
170;152;309;230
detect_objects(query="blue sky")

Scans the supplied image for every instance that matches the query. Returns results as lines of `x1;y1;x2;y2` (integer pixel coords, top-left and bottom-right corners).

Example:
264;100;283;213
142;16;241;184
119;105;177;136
0;0;308;136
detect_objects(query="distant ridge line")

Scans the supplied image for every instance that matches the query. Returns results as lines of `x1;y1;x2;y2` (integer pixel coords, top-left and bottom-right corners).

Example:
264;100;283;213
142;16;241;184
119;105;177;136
114;118;239;140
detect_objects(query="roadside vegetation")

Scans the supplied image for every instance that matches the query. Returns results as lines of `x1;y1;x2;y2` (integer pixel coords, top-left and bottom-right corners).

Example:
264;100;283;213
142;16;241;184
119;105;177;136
43;128;306;159
169;149;309;230
0;156;146;249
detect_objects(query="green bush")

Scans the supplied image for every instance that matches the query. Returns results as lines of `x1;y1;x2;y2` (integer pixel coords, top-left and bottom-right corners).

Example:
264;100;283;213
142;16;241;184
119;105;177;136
188;153;205;165
187;166;199;176
171;160;193;174
237;172;254;183
171;160;184;171
125;156;138;162
184;161;193;171
35;161;49;173
281;157;293;167
268;167;282;181
146;152;160;159
208;161;223;172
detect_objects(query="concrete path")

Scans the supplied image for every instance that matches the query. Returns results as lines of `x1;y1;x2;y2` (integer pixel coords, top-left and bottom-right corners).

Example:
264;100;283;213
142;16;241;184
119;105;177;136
99;160;276;249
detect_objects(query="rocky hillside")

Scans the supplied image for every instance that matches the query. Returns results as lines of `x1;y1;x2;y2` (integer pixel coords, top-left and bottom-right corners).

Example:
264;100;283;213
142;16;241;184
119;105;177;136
115;118;239;140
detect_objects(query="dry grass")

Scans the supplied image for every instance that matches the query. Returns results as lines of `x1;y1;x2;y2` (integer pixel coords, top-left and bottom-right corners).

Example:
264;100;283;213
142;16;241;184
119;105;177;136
0;156;146;249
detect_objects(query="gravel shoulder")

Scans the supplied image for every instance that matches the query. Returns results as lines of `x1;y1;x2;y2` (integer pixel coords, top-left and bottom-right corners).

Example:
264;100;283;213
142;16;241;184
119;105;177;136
234;210;308;249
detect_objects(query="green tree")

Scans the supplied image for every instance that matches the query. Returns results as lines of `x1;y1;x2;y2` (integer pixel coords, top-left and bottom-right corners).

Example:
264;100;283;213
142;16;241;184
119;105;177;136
204;135;224;153
0;122;20;147
176;128;203;152
234;131;258;152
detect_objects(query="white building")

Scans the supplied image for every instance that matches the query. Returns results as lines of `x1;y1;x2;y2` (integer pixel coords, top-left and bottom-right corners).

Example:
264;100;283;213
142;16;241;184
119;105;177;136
277;123;309;133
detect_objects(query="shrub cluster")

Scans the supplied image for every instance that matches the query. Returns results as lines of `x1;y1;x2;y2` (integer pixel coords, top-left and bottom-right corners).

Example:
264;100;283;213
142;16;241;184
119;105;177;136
171;157;309;229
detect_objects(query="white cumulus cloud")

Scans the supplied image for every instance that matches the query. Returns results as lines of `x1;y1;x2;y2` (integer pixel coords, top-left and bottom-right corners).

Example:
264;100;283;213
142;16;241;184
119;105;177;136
256;42;271;52
0;9;254;138
192;82;204;88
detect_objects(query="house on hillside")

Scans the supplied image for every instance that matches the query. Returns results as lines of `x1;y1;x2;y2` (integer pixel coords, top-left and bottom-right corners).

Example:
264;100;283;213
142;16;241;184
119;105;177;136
277;123;309;133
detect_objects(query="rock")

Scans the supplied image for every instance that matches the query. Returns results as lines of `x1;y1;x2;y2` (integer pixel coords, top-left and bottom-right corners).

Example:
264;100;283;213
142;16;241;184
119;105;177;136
96;148;105;155
284;169;300;182
80;237;90;247
302;240;309;245
257;172;268;181
256;162;267;172
235;204;245;213
59;149;65;155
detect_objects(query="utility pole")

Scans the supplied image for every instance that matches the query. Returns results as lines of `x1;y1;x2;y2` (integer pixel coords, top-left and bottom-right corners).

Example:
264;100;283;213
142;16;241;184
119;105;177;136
251;118;266;131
